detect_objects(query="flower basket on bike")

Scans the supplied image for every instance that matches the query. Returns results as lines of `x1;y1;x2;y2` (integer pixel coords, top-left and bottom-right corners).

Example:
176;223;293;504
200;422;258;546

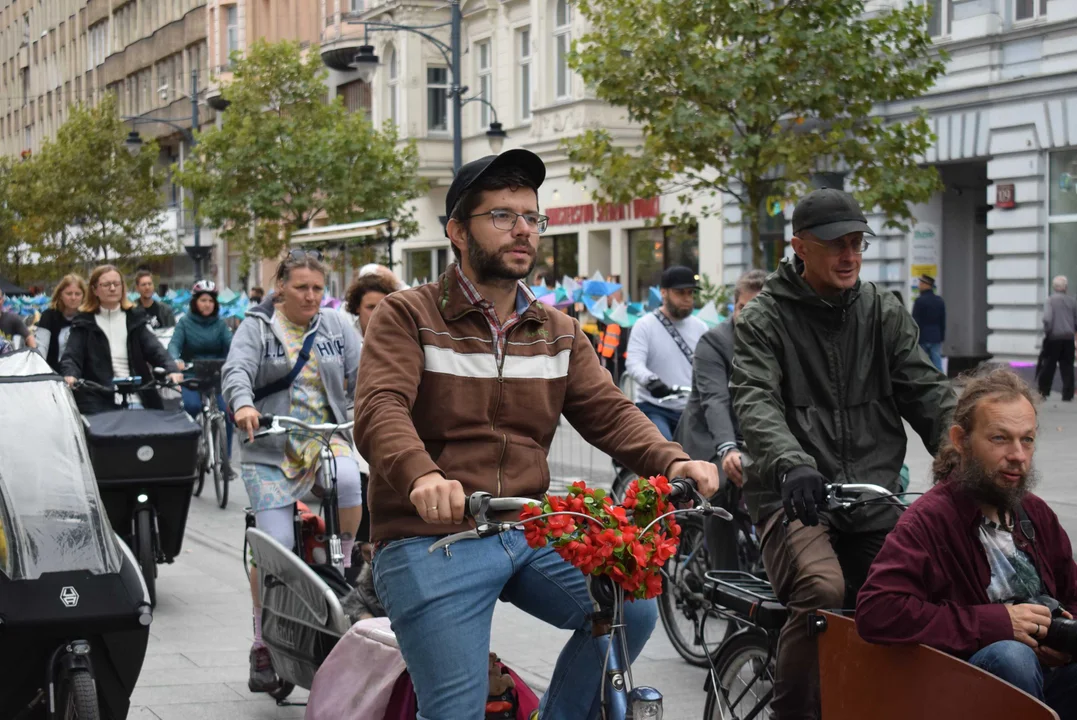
0;350;152;719
519;476;681;600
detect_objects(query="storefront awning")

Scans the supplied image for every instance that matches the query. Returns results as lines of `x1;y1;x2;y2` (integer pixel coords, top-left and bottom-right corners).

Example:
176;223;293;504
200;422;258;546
290;219;390;245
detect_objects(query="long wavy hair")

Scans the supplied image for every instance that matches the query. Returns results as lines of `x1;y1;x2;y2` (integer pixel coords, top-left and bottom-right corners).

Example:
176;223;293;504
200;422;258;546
932;365;1039;483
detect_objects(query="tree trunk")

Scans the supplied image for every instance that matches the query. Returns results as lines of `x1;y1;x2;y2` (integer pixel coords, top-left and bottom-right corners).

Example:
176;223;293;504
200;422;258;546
747;188;763;270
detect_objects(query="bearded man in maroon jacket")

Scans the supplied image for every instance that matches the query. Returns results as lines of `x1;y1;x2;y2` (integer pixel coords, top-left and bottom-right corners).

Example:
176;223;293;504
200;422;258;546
857;366;1077;717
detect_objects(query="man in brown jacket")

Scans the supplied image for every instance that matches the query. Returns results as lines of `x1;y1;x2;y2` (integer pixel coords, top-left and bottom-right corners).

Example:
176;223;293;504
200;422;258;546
355;148;718;720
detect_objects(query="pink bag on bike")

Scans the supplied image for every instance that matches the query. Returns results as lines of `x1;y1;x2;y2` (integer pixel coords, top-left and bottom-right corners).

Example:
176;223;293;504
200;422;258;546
306;617;540;720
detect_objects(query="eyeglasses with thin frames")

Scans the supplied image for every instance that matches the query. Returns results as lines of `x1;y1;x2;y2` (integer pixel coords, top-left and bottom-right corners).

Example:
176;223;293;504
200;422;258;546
801;236;871;256
96;281;123;290
470;209;550;234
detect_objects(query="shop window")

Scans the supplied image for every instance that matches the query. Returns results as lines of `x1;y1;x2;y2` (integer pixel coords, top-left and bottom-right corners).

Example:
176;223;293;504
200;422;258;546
406;249;434;283
534;233;578;285
628;225;700;303
1048;149;1077;291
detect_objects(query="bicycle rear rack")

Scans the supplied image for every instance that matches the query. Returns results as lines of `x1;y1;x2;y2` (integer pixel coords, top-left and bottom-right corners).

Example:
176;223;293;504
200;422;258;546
703;571;779;603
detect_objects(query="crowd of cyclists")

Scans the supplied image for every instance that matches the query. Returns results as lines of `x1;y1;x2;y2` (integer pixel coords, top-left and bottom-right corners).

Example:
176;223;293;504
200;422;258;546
4;147;1077;720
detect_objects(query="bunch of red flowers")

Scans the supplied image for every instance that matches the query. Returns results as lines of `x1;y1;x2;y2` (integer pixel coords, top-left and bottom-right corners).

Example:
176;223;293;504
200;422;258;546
519;476;681;600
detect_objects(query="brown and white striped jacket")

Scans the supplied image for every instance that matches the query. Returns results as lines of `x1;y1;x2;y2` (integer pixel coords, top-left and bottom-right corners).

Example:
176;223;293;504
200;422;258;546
354;265;688;542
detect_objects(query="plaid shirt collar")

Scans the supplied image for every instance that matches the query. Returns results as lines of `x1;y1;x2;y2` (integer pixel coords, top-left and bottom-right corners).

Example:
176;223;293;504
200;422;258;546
453;264;536;325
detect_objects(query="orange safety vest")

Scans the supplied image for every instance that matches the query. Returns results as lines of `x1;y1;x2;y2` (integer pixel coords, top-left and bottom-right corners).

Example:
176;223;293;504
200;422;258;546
599;324;621;359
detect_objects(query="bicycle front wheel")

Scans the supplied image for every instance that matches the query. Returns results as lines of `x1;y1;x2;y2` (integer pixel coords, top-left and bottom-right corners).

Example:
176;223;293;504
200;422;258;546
704;631;774;720
193;411;209;497
212;416;229;509
657;517;732;667
58;668;101;720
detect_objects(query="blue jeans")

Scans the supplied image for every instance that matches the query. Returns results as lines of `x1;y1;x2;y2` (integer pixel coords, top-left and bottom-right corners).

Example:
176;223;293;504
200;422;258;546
919;342;944;372
969;640;1077;718
181;387;233;459
636;401;682;442
372;529;658;720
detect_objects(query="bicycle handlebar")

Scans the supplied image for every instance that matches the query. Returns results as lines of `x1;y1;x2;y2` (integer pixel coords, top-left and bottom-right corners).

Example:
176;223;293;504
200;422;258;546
429;477;731;554
244;413;355;443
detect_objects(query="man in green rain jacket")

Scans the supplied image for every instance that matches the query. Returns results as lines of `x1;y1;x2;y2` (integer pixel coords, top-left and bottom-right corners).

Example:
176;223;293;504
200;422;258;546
730;188;956;720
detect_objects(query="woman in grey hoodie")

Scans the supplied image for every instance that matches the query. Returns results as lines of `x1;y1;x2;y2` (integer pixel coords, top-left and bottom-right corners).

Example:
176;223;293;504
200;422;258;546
222;250;362;694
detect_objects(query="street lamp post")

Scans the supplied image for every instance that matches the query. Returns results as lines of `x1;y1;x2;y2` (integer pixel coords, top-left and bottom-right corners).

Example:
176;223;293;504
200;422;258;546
342;0;505;173
123;69;209;280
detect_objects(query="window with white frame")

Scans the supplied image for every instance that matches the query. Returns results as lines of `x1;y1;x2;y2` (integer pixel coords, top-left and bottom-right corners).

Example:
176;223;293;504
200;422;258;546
1015;0;1048;21
476;40;491;129
1048;149;1077;296
427;66;449;132
918;0;952;37
388;47;399;126
226;6;239;59
517;27;531;121
554;0;572;99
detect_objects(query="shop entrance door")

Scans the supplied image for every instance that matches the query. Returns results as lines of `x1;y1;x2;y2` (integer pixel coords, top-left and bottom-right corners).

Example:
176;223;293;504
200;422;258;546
939;161;989;372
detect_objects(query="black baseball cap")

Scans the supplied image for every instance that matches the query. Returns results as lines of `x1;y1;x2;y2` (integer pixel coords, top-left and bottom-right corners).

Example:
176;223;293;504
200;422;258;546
661;265;699;290
791;188;875;242
444;149;546;237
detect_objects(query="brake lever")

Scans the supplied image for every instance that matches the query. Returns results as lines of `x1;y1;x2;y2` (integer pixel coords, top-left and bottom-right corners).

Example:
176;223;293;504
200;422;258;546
427;522;513;556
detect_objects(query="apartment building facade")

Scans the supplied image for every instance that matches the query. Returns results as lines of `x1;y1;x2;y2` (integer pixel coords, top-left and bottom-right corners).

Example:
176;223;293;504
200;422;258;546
0;0;215;287
319;0;723;301
720;0;1077;365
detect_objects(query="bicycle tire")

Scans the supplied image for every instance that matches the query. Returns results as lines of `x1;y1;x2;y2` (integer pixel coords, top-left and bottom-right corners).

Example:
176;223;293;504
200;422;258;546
657;518;732;667
610;468;637;504
59;668;101;720
704;631;774;720
193;412;208;497
135;509;157;607
212;416;229;509
269;681;295;702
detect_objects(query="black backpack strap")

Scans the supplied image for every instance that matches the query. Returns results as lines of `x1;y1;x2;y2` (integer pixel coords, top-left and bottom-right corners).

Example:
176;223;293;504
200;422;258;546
252;330;317;403
652;309;695;365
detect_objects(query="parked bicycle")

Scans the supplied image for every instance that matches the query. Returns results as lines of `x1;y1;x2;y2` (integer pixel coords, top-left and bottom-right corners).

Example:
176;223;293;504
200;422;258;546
431;477;733;720
701;483;912;720
184;360;231;509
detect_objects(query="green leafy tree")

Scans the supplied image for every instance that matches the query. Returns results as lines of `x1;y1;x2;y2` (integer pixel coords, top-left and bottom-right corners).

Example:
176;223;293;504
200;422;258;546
13;92;167;274
565;0;947;269
175;40;424;275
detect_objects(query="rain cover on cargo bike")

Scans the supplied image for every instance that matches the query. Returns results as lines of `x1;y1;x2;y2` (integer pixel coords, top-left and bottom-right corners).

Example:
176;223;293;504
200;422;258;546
0;350;151;719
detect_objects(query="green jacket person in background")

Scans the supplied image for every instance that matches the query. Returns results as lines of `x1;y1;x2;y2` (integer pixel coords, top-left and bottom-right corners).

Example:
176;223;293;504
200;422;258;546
730;188;956;720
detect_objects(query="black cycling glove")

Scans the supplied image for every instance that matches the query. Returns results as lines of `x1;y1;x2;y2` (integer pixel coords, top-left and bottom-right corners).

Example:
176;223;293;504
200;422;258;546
782;465;827;527
645;378;674;398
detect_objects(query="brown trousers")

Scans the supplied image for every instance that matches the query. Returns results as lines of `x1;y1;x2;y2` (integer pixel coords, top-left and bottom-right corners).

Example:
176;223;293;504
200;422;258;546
759;510;894;720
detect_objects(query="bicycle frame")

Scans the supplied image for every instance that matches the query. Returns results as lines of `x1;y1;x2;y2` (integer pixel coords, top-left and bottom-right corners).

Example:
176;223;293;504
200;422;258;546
429;484;729;720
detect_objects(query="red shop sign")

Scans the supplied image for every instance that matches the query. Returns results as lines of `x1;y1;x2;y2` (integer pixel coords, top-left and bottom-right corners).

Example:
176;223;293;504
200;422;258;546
547;197;660;227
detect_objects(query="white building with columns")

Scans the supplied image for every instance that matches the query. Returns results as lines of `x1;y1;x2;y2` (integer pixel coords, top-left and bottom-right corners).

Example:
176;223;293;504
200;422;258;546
721;0;1077;365
318;0;723;303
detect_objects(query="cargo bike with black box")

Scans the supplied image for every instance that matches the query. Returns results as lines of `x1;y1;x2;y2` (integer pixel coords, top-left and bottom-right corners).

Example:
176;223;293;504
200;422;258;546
0;350;153;720
76;371;202;607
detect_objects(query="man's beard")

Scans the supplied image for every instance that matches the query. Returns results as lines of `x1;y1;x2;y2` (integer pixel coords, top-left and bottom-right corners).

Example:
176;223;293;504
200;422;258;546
953;447;1039;513
664;300;692;320
467;233;535;284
